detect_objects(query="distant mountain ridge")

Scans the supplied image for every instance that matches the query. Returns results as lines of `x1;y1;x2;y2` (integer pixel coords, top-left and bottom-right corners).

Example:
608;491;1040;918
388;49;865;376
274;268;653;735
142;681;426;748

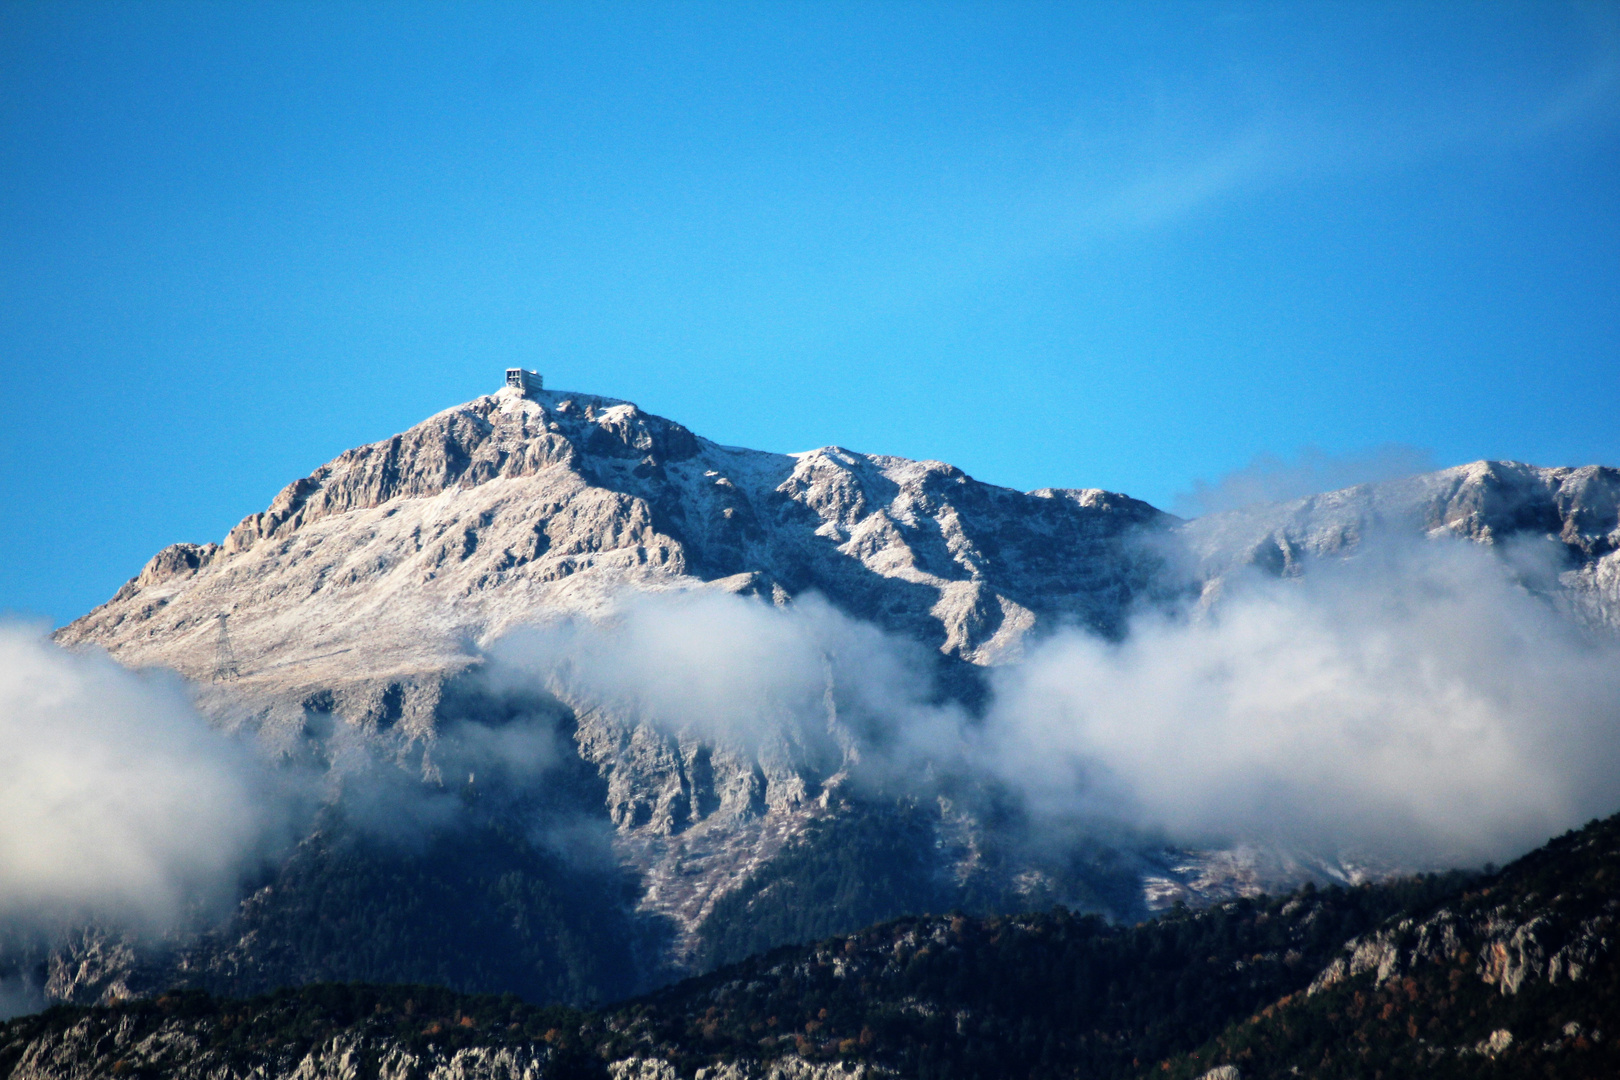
1182;459;1620;628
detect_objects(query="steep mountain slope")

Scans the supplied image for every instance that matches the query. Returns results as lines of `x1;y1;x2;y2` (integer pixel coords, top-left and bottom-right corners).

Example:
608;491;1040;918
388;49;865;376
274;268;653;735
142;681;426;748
7;812;1612;1080
45;382;1172;994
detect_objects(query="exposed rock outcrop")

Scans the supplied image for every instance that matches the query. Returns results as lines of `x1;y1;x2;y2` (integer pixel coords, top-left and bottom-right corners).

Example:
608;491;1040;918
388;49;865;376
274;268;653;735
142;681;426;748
2;1019;554;1080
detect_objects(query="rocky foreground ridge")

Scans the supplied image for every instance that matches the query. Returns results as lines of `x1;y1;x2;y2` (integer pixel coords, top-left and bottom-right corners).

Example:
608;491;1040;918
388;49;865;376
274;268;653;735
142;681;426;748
4;811;1614;1080
36;381;1620;1005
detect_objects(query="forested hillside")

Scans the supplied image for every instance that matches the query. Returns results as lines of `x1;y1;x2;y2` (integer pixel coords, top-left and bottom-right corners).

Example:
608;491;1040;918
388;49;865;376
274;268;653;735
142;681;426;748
6;810;1615;1079
1157;814;1620;1079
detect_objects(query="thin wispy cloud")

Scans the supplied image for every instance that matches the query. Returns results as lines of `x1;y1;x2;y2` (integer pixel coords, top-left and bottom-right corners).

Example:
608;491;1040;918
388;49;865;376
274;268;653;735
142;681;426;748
1075;130;1277;234
820;18;1620;334
1041;7;1620;241
1171;445;1437;518
1516;2;1620;139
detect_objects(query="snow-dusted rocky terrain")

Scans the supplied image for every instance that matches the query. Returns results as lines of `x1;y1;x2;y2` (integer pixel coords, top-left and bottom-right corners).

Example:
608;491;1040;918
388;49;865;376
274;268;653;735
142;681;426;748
45;381;1620;1002
62;384;1165;720
54;385;1171;961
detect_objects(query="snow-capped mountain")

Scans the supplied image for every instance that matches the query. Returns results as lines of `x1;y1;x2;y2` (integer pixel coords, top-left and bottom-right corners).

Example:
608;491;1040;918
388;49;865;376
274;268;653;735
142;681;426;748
52;383;1169;977
61;384;1165;725
43;380;1620;1002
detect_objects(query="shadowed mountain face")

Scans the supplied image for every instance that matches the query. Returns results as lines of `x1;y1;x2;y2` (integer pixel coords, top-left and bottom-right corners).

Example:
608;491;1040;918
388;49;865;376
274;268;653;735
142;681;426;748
32;384;1620;1009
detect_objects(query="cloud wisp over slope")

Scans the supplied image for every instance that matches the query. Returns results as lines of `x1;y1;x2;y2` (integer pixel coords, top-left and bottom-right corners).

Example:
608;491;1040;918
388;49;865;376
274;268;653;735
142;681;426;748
484;535;1620;868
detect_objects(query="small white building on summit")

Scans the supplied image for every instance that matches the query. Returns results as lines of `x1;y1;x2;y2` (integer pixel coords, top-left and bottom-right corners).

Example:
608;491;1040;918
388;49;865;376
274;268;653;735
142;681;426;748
504;368;543;395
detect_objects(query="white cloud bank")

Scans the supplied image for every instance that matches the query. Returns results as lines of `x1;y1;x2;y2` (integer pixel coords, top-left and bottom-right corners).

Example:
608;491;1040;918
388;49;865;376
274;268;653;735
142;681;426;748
486;590;963;776
986;540;1620;865
0;627;281;934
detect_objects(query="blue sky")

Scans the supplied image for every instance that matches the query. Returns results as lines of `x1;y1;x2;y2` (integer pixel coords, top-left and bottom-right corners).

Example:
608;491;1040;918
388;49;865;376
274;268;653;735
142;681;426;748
3;1;1618;625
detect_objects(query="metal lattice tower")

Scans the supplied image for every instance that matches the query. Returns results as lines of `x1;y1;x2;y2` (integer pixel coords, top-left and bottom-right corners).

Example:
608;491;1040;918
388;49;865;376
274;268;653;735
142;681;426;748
212;613;240;681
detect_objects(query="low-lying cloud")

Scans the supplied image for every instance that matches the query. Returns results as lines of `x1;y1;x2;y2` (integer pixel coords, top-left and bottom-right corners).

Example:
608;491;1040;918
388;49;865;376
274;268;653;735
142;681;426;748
486;590;963;777
987;539;1620;865
0;627;285;934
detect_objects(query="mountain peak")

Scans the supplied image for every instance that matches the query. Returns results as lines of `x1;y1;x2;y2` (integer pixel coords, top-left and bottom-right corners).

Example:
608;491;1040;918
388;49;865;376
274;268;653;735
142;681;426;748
57;386;1166;715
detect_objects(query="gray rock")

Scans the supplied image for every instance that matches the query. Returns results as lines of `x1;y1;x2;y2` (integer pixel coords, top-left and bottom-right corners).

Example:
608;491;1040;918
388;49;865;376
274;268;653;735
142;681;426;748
2;1020;555;1080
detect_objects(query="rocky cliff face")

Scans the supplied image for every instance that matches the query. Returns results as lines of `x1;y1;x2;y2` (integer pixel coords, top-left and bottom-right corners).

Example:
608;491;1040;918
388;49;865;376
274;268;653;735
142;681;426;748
61;385;1165;698
1307;825;1619;1001
1157;813;1620;1078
